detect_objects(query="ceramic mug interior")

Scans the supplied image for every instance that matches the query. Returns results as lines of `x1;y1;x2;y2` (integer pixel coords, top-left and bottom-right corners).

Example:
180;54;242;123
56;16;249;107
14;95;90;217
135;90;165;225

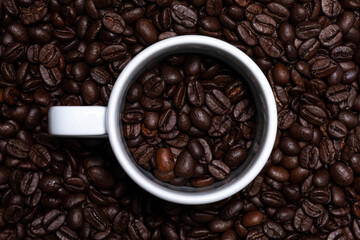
107;35;277;205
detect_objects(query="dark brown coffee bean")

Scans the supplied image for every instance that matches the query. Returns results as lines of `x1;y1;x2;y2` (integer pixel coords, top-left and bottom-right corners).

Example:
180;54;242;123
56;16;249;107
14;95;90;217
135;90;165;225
327;120;348;139
103;12;125;35
208;160;230;180
293;208;313;232
29;144;51;168
143;77;165;98
233;99;255;122
101;45;126;62
56;226;79;240
300;105;327;126
187;80;205;107
279;137;300;156
20;172;39;196
128;219;150;240
264;2;289;23
319;24;343;47
242;210;264;227
156;147;175;173
224;146;247;170
171;5;198;28
329;162;353;187
6;139;29;159
251;14;276;35
158;109;177;132
321;0;342;18
43;209;66;232
263;220;285;239
136;19;158;45
296;21;321;40
39;44;61;68
205;89;231;115
19;1;48;25
261;190;285;207
84;203;108;231
208;115;232;137
175;150;196;178
236;21;258;46
189;107;211;131
87;167;115;189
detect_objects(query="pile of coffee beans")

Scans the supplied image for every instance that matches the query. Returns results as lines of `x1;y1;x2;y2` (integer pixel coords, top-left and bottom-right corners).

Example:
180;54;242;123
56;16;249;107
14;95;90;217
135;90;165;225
1;0;360;239
122;54;256;186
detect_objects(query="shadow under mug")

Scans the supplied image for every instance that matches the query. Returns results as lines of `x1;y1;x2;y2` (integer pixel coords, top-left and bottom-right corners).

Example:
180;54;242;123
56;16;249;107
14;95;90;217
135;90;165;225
48;35;277;205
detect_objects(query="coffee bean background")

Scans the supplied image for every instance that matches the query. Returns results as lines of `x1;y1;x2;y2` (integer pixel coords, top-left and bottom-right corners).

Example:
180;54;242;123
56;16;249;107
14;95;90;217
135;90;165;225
0;0;360;239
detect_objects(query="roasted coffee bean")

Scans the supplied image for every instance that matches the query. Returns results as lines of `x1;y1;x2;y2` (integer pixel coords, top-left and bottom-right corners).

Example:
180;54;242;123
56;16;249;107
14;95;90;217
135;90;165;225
56;226;79;240
158;109;177;132
175;150;196;178
242;210;264;227
205;89;231;115
208;115;232;137
20;172;39;196
156;147;175;173
319;24;343;47
208;160;230;180
6;139;29;159
103;12;125;35
224;146;247;170
171;5;198;28
29;144;51;168
325;84;350;103
329;162;353;187
84;203;108;231
236;21;258;46
128;219;150;240
251;14;276;35
261;190;285;207
327;120;348;139
187;80;204;107
293;208;313;232
259;36;284;58
43;209;66;232
86;167;115;189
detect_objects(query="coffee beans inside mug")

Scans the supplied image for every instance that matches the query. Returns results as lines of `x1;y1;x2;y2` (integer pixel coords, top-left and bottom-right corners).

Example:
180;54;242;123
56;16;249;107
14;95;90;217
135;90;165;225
122;54;256;186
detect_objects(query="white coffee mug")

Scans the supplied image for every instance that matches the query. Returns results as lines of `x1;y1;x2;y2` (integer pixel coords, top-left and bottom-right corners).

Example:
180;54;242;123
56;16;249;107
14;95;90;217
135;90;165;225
48;35;277;205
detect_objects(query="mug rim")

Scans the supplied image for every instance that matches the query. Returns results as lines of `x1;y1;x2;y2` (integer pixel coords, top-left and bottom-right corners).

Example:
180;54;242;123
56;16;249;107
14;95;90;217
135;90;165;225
107;35;277;204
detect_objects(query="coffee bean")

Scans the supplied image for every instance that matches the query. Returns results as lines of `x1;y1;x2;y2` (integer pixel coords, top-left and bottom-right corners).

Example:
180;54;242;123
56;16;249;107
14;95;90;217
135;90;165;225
20;172;39;196
136;19;158;45
29;144;51;168
86;167;115;189
156;147;175;173
208;160;230;180
242;210;264;227
329;162;353;187
171;5;198;28
175;150;196;178
84;203;108;231
236;21;258;46
128;219;150;240
189;107;211;131
56;226;79;240
186;80;204;107
43;209;66;232
224;146;247;170
319;24;343;47
251;14;276;35
103;12;125;35
6;139;29;159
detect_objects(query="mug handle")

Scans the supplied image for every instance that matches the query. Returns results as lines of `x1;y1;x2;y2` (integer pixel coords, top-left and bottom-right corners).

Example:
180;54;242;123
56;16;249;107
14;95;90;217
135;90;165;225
48;106;107;137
